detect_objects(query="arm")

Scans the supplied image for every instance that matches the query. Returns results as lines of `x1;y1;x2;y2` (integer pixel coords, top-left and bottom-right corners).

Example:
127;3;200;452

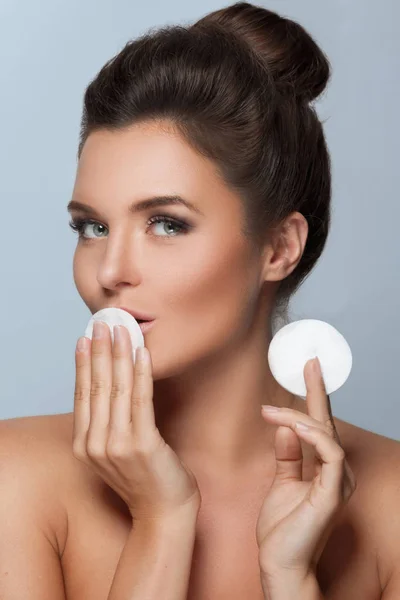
107;504;199;600
371;441;400;599
0;421;66;599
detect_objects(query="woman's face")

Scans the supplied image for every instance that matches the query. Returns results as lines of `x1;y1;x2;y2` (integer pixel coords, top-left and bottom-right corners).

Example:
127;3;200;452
69;120;269;379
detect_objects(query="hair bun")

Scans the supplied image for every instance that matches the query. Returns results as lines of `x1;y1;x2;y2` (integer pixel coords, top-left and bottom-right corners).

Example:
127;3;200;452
195;2;331;103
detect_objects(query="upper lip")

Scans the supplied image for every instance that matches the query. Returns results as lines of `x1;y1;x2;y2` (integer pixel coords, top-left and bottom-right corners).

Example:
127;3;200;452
117;306;156;322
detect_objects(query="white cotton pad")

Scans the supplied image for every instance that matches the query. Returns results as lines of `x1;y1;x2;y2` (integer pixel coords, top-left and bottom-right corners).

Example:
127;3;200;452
84;308;144;364
268;319;352;398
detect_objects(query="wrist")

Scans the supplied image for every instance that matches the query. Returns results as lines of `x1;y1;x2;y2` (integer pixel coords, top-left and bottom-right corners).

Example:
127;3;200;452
131;501;200;531
261;569;323;600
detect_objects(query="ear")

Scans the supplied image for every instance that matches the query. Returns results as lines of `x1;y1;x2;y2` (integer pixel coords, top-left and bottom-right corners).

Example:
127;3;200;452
261;212;308;284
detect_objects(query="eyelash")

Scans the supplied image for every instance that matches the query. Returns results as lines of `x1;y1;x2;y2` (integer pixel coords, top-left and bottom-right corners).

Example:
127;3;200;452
68;214;191;241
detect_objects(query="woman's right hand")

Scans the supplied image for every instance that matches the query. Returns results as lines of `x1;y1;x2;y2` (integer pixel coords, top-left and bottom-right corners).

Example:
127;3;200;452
72;320;201;523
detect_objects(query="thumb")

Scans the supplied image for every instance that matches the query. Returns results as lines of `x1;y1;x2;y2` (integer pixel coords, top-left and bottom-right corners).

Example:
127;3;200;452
272;425;304;483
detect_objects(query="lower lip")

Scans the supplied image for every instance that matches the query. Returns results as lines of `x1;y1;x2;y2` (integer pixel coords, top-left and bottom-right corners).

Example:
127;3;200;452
138;320;155;333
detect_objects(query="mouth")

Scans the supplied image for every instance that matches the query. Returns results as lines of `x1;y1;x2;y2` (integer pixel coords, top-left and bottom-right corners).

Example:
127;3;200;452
117;306;156;322
137;319;155;333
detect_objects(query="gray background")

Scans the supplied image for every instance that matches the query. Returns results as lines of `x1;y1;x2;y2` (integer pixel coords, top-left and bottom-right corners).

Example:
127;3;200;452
0;0;398;441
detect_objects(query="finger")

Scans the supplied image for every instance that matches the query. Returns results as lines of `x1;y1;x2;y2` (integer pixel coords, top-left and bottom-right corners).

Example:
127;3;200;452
262;406;327;479
304;358;341;444
273;425;304;483
293;422;352;502
304;358;330;425
73;336;92;453
89;321;112;433
262;406;329;431
109;325;134;432
262;407;355;493
130;345;156;441
304;359;354;489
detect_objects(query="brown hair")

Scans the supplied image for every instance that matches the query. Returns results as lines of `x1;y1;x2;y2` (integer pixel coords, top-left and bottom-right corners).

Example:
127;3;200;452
77;2;332;331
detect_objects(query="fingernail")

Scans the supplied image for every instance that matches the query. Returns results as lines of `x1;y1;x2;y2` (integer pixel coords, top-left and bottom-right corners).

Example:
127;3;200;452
93;321;106;339
113;325;123;344
76;337;88;352
296;421;310;431
313;357;321;375
262;405;280;412
137;347;147;362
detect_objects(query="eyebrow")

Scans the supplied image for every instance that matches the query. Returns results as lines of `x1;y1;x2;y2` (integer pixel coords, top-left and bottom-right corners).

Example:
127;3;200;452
67;195;204;217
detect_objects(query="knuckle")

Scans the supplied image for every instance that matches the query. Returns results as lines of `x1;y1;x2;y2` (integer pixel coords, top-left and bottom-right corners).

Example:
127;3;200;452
133;445;152;463
335;447;346;461
106;439;131;460
106;432;152;461
133;369;146;387
72;441;87;461
74;386;88;403
131;392;146;409
86;439;105;460
90;379;107;397
110;380;128;399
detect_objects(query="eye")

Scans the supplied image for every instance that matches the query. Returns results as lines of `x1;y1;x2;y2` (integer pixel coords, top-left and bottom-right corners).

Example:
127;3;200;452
147;215;190;237
68;214;192;241
68;219;107;240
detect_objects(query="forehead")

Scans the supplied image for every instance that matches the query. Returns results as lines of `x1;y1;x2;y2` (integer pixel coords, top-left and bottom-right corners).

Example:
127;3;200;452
74;121;235;215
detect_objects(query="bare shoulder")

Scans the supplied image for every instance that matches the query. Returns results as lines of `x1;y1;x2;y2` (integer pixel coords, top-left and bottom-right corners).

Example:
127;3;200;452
0;412;74;557
335;415;400;479
335;414;400;465
335;416;400;592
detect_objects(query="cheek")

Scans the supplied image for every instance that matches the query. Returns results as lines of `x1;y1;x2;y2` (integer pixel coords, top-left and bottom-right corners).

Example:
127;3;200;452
72;248;96;307
159;239;257;354
72;248;86;292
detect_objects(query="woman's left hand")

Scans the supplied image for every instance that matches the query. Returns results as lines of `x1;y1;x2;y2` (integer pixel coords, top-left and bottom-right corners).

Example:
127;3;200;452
256;357;357;581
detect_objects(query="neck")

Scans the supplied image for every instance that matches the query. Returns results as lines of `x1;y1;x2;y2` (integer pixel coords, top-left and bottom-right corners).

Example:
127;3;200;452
153;324;305;481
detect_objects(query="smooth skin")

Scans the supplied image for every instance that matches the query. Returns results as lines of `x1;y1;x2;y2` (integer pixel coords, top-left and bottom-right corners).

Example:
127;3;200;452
2;119;397;600
67;120;400;597
73;313;357;595
70;119;310;483
0;123;400;600
257;357;357;592
73;320;201;522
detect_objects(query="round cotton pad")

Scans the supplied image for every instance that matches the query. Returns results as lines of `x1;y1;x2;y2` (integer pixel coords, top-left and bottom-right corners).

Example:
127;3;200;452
84;308;144;364
268;319;352;397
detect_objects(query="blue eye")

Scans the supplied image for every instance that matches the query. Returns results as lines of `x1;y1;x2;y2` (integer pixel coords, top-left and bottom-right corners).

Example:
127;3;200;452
68;214;191;241
68;219;106;240
147;215;190;237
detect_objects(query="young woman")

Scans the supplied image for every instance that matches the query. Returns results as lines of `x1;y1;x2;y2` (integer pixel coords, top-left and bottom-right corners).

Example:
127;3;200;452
1;3;399;599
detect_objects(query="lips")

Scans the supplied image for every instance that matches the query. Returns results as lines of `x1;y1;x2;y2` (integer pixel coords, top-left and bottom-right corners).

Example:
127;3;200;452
117;306;156;323
138;319;155;334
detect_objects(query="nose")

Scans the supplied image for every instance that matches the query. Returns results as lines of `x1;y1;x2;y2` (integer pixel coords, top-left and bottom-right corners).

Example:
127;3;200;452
95;232;143;290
